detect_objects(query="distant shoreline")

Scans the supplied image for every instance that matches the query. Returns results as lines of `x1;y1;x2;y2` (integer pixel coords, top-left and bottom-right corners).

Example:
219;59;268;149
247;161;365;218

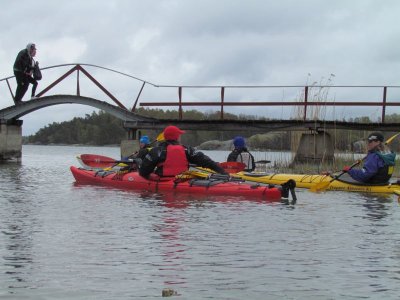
23;143;121;147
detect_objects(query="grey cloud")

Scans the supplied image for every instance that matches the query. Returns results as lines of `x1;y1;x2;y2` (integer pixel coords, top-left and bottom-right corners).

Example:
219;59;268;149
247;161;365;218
1;0;400;135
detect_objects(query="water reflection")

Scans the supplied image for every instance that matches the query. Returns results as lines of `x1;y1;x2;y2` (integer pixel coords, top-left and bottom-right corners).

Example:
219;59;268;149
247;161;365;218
359;193;394;221
2;199;35;289
0;164;43;291
2;145;399;299
140;192;287;209
134;192;188;288
135;190;290;293
156;212;188;286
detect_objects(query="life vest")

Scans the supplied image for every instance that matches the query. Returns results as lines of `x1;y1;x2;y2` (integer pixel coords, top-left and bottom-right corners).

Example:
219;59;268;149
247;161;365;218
368;165;393;184
237;152;254;171
368;151;396;184
229;149;255;172
160;144;189;176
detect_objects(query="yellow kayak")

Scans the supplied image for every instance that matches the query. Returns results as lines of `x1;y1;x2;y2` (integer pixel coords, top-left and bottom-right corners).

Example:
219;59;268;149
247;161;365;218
234;172;400;194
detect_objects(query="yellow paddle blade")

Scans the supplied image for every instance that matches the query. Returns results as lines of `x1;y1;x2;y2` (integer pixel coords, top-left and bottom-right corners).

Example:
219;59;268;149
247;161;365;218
104;162;128;171
385;132;400;145
186;170;209;178
176;170;210;180
156;132;164;142
191;166;215;174
309;181;331;193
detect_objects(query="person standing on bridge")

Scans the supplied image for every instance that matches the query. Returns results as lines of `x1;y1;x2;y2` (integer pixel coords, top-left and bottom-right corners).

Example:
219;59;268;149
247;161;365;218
342;132;396;184
139;125;228;177
13;43;39;104
227;136;256;172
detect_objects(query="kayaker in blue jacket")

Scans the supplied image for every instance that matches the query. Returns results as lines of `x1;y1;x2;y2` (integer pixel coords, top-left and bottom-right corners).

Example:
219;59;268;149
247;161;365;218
139;125;227;177
135;136;152;160
343;132;396;184
120;135;152;171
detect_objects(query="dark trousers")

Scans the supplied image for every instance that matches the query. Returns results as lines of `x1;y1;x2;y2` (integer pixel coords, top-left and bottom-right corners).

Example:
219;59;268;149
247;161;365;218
14;71;38;102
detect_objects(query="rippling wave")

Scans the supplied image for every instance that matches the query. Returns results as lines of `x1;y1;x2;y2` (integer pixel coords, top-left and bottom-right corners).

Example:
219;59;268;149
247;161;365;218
0;145;399;299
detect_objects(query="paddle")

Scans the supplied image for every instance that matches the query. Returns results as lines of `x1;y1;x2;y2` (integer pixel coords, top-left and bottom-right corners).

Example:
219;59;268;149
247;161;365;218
189;165;267;184
310;131;400;193
78;133;165;169
179;168;244;182
78;154;119;169
309;160;362;193
255;160;271;164
384;132;400;145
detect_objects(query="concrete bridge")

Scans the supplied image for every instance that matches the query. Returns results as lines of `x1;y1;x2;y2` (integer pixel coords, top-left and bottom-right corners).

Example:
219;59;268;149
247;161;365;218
1;63;399;162
0;95;156;124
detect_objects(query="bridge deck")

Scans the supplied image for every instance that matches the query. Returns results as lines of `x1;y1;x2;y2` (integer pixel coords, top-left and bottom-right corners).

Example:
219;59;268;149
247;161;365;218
1;95;399;133
124;119;400;132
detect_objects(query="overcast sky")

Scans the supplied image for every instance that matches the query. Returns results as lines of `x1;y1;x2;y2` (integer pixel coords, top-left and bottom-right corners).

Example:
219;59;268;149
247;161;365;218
1;0;400;135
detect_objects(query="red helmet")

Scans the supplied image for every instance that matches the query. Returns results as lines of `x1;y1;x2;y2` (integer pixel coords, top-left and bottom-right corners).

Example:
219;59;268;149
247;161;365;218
163;125;185;140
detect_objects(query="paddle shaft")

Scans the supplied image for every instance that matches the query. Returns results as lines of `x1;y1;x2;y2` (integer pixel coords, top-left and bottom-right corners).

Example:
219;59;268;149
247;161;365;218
328;160;362;183
255;160;271;164
85;158;133;165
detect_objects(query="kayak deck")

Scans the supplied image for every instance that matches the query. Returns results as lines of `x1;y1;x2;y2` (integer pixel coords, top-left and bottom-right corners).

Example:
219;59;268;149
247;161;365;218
235;172;400;194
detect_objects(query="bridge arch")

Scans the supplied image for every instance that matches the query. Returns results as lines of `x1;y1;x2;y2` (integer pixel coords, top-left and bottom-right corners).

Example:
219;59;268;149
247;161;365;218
0;95;156;122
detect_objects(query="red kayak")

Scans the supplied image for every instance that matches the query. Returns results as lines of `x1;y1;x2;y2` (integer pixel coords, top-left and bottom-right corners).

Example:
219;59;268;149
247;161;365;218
70;166;296;203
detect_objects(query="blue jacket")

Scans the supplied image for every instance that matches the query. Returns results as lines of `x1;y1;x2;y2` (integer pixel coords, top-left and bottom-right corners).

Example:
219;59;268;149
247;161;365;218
348;151;396;183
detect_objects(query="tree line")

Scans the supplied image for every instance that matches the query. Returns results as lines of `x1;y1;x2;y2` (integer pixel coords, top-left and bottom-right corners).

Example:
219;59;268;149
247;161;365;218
24;108;400;151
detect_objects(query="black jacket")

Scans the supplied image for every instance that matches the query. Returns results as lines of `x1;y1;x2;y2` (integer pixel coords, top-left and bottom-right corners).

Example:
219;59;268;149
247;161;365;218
14;49;33;74
139;141;227;177
135;146;151;160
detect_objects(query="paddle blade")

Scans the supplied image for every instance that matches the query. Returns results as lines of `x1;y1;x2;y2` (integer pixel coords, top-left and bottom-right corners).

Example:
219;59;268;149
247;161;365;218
182;169;209;179
156;132;165;142
385;132;400;145
309;181;331;193
219;162;246;173
79;154;117;168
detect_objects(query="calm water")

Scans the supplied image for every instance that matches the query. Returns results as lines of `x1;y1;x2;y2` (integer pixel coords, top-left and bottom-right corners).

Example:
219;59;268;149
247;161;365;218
1;145;400;299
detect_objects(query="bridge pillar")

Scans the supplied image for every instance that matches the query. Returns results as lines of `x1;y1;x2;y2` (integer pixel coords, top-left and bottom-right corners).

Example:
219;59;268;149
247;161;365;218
120;139;139;159
120;128;140;159
0;120;23;162
292;131;334;165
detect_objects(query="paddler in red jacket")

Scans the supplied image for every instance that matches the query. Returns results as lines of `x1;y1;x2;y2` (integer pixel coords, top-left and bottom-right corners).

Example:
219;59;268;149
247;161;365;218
139;125;227;177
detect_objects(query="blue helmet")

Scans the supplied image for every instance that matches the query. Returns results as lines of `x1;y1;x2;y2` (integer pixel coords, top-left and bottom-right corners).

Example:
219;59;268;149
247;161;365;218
233;136;245;148
140;135;150;144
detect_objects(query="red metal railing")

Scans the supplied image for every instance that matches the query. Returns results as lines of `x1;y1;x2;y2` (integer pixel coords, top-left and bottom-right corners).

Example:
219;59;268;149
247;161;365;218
139;85;400;123
1;63;399;123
